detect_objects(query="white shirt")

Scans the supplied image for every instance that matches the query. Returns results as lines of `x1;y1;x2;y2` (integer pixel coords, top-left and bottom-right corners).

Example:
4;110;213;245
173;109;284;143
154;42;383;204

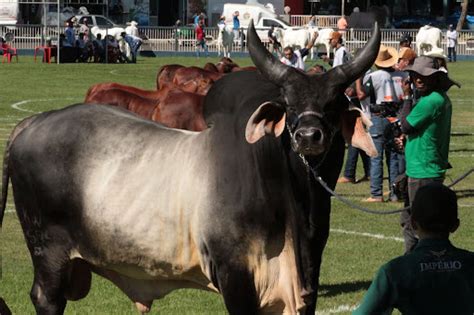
363;70;396;105
447;29;457;48
333;45;348;67
280;50;306;70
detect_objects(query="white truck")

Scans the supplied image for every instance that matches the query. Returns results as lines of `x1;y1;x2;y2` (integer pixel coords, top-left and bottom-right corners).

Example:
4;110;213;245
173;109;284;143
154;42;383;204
221;1;292;41
0;0;19;25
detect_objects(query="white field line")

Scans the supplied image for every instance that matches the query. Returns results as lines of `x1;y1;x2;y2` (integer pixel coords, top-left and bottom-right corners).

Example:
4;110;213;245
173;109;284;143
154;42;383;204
449;153;474;157
316;304;358;314
331;228;404;242
10;98;78;113
0;118;22;121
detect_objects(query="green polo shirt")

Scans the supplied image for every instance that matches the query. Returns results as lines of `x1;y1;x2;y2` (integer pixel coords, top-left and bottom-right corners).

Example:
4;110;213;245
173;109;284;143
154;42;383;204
405;91;452;179
353;239;474;315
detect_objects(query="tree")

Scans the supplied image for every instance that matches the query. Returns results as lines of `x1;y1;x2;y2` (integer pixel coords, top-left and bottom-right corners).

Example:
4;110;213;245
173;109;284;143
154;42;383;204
456;0;468;31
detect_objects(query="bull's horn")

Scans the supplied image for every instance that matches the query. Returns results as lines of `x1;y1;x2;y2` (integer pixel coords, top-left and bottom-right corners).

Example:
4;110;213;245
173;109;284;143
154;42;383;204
247;19;293;85
326;22;381;88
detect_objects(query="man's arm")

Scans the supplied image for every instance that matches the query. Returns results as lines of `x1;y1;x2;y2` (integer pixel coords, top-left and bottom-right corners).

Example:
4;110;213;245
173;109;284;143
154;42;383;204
352;266;394;315
306;31;319;51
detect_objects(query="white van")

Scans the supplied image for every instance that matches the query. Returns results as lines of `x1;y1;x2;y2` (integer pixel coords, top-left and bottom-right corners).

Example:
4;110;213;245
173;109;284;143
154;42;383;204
222;2;292;41
0;0;19;25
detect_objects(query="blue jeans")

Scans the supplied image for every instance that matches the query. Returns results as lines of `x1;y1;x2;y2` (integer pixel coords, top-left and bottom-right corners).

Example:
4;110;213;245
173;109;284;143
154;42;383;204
195;39;208;57
343;144;370;179
369;115;399;198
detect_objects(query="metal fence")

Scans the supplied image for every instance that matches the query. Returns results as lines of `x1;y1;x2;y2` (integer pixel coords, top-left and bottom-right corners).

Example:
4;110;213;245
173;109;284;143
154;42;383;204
290;15;339;28
3;24;474;56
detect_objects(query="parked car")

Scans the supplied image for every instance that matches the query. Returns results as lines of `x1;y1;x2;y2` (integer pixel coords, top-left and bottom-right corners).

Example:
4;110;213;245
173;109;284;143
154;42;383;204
72;15;122;29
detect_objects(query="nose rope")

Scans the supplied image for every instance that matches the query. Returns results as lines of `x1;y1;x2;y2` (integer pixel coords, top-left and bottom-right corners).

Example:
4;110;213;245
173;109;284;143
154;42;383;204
286;119;406;215
297;111;324;120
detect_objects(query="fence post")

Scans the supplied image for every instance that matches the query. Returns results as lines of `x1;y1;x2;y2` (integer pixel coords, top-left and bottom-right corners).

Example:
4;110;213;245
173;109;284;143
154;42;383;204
240;28;244;52
174;26;179;52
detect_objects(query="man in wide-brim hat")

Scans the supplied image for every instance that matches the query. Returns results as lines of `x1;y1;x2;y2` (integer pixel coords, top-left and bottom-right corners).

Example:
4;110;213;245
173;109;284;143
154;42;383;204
374;45;398;68
398;55;460;253
362;45;400;203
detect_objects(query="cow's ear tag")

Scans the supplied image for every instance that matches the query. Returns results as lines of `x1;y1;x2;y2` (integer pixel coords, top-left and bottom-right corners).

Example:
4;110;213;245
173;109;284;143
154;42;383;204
341;105;378;157
245;102;286;144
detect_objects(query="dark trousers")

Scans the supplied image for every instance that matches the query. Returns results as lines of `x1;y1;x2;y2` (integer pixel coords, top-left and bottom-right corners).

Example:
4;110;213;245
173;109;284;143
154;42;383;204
343;144;370;179
400;176;444;254
448;47;456;62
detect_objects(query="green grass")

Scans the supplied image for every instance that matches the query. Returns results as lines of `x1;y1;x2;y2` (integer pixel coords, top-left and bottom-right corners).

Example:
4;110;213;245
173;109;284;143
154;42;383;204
0;56;473;314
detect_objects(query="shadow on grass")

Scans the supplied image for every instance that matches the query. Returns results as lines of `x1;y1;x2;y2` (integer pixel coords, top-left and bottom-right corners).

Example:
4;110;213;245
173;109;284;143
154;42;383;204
456;189;474;199
319;280;372;297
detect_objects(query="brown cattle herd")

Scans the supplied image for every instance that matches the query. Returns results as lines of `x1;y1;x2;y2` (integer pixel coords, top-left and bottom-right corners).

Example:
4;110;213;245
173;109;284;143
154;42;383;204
84;57;257;132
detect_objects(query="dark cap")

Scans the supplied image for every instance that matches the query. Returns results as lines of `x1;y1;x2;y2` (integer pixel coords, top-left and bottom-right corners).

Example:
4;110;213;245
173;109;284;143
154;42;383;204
411;183;458;233
399;32;412;43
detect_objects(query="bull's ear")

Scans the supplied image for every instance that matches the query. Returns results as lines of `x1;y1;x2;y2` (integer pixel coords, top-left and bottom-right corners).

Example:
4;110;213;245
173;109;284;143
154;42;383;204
340;105;378;157
245;102;286;144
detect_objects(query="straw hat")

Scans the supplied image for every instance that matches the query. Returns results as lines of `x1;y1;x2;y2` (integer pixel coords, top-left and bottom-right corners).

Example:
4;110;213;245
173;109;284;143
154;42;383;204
399;47;416;63
405;56;460;89
374;45;398;68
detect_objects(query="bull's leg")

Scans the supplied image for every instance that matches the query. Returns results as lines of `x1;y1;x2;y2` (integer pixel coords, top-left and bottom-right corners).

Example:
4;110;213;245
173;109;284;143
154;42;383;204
23;223;75;314
29;244;70;315
216;264;259;315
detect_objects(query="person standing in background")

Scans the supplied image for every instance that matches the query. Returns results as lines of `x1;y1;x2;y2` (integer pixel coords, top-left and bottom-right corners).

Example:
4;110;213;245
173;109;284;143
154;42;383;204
79;18;90;42
446;24;457;62
337;15;348;35
233;11;240;41
64;21;76;47
362;45;400;203
399;56;460;252
323;31;349;67
195;19;209;58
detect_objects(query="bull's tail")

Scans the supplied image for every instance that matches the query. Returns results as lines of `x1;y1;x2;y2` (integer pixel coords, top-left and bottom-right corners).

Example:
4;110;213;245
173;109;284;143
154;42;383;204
0;115;38;227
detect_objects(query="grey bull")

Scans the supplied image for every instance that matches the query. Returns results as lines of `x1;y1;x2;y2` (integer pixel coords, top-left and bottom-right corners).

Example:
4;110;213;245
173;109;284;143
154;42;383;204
0;21;380;314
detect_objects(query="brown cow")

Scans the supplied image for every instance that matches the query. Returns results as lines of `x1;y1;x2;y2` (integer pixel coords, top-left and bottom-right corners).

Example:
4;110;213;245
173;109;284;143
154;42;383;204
203;62;219;72
86;83;164;102
85;87;206;131
216;57;239;73
171;67;223;94
156;64;184;89
151;89;206;131
156;65;223;95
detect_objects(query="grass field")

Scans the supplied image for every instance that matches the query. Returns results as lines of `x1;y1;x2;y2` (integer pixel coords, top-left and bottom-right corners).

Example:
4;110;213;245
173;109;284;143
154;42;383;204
0;56;473;315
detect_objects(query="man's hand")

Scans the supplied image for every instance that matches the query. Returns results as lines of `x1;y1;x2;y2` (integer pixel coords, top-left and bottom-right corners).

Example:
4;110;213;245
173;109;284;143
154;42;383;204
394;134;406;152
402;77;412;97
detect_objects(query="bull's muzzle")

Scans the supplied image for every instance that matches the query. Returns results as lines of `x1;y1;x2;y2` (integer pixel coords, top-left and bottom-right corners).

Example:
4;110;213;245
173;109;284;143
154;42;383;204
292;127;326;156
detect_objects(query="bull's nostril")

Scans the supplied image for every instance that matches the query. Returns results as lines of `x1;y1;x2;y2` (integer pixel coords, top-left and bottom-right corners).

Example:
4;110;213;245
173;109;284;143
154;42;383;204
295;131;303;143
312;129;323;143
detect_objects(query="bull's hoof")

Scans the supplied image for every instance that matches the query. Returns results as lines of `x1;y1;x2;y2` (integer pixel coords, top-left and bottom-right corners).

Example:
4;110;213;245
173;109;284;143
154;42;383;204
135;301;152;314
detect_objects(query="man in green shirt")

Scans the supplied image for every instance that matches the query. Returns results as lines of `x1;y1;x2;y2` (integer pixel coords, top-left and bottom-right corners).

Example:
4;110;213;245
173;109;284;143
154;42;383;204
398;56;460;253
353;183;474;315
